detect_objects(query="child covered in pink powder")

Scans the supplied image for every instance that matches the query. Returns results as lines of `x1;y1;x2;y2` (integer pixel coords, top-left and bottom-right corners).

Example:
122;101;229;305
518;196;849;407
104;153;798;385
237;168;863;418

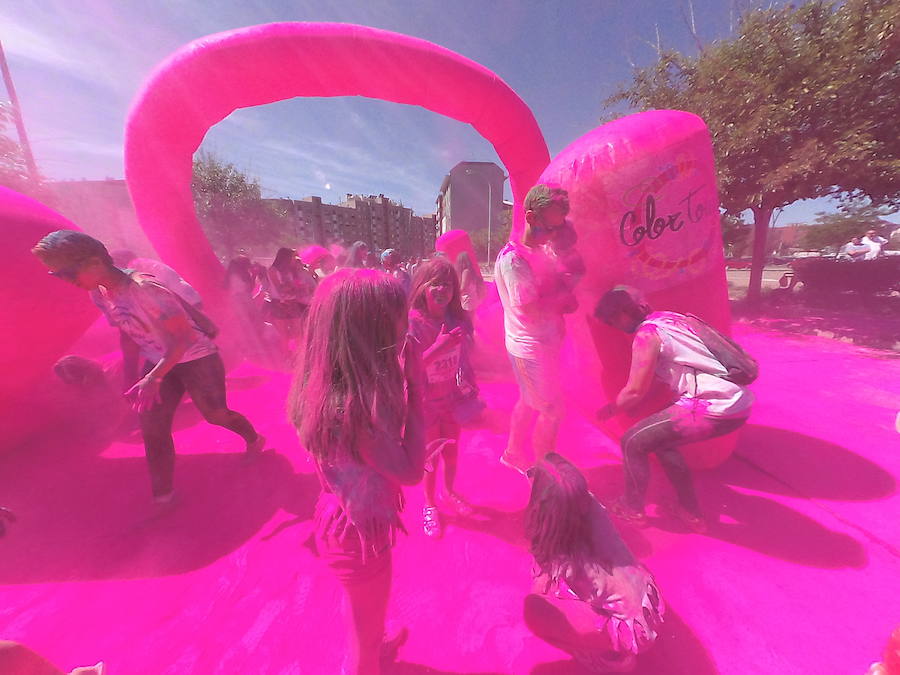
525;453;664;672
288;268;426;675
407;258;481;538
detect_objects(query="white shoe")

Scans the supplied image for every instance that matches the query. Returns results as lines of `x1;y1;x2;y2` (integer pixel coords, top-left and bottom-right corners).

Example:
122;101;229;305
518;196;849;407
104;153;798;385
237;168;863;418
246;433;266;455
154;491;175;505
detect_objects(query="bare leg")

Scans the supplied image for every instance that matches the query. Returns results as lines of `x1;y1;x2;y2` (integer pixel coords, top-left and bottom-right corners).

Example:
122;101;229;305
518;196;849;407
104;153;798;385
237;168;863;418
505;397;536;467
442;441;459;495
342;557;392;675
423;462;439;508
532;401;564;461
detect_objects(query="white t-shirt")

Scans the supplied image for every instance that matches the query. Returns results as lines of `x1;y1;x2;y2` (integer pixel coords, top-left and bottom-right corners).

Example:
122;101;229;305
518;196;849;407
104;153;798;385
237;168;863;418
861;235;888;260
640;311;754;418
91;276;217;365
494;242;565;359
837;242;869;261
127;258;203;307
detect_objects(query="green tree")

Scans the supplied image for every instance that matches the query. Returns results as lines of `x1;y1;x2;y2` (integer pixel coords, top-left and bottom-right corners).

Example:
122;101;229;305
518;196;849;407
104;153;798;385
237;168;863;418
0;102;44;197
469;208;512;263
606;0;900;303
192;152;293;259
721;212;752;258
800;202;897;250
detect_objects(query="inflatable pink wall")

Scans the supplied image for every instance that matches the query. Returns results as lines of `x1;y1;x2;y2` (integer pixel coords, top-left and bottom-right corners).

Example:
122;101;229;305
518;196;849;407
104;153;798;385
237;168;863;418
1;186;99;449
540;111;735;467
124;22;549;306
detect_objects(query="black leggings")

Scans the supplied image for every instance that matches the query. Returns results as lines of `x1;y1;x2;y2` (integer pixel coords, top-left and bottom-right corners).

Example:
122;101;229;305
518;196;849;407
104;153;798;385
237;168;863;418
621;403;747;516
139;352;257;497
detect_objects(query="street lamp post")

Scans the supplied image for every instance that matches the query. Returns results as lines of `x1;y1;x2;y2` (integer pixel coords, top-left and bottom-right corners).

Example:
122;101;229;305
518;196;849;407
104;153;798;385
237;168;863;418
486;180;493;263
465;168;506;263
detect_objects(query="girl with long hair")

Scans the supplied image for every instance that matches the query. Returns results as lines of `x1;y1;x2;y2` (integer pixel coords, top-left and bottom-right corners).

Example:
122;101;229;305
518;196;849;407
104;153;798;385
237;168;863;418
287;268;426;675
266;248;317;351
525;453;664;672
407;258;480;538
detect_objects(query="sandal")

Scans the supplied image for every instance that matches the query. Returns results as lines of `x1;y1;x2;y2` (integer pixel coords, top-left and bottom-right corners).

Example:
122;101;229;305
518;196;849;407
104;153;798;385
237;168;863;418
423;506;442;538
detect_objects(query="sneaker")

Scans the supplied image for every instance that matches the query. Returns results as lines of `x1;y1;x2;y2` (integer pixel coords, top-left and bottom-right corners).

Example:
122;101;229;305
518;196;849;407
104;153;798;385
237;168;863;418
423;505;442;538
500;450;531;476
154;490;176;505
380;626;409;666
246;433;266;455
609;499;648;527
444;492;474;517
673;506;708;534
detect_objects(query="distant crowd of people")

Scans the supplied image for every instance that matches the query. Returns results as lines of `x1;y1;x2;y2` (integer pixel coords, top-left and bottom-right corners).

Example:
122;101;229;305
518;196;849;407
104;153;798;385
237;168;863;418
837;229;891;261
20;182;765;673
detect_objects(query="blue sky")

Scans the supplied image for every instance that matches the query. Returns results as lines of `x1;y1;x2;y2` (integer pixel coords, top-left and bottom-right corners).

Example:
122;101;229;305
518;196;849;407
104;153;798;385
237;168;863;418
2;0;897;225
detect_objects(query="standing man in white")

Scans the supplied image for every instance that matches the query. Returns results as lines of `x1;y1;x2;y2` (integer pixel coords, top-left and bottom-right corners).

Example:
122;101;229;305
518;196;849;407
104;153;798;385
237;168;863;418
861;229;889;259
494;184;579;474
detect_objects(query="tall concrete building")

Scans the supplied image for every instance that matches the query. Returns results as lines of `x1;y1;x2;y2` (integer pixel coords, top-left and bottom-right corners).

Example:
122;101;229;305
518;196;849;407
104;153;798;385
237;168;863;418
270;193;437;258
44;179;436;262
435;161;505;241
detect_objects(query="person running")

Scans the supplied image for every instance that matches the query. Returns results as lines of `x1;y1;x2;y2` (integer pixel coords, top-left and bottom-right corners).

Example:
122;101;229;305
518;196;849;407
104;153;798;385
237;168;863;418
494;184;580;474
287;268;426;675
110;249;203;307
524;453;664;672
594;286;754;532
32;231;265;504
407;258;479;538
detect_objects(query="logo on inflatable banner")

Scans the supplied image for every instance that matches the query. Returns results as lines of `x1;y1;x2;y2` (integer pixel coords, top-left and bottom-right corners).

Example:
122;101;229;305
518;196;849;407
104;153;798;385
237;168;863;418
616;150;717;286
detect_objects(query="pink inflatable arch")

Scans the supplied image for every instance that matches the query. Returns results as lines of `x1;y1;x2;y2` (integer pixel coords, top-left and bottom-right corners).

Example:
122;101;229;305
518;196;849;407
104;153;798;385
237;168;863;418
1;186;99;447
540;111;736;467
125;22;549;304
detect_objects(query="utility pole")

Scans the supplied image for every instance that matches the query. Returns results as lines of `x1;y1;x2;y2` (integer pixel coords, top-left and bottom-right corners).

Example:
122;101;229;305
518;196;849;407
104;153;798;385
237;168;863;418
0;39;40;183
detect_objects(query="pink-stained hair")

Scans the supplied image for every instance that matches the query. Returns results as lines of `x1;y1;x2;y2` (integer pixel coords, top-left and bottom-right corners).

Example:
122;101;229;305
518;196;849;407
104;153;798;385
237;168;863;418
408;257;470;330
287;268;407;463
525;452;595;579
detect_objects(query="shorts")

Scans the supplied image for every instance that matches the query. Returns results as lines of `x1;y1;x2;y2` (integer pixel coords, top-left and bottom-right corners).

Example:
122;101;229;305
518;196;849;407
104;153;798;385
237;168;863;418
509;352;563;413
313;492;393;587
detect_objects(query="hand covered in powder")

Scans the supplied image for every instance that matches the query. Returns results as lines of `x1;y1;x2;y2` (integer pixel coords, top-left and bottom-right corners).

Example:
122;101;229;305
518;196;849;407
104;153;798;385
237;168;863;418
125;375;162;412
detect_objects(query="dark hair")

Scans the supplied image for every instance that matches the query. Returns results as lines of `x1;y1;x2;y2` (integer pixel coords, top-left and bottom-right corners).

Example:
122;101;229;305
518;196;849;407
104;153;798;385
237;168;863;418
272;248;296;270
409;257;470;330
224;255;254;288
594;286;651;325
524;183;570;215
345;241;369;268
525;453;594;578
32;230;114;269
